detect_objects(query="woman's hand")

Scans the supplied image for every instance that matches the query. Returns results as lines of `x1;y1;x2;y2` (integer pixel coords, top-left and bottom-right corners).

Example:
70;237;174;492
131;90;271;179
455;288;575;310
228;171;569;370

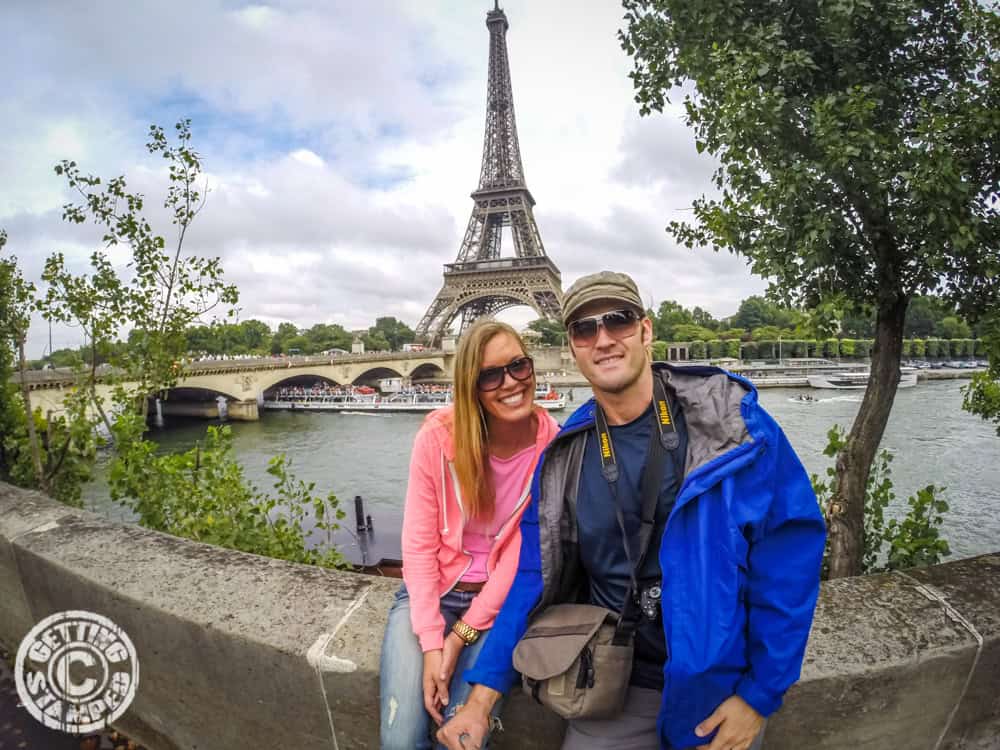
439;630;466;693
423;649;448;725
424;632;467;724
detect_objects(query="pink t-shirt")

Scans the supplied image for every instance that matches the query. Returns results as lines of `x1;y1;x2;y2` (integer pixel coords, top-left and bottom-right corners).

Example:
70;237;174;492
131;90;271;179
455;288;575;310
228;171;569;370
461;445;536;582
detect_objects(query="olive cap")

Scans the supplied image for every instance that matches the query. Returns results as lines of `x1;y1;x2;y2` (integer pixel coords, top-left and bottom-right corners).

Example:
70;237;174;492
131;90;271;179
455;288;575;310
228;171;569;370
561;271;644;325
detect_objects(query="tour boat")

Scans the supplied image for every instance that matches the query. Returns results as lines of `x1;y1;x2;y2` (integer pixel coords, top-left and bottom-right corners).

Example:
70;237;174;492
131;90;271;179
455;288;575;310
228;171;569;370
263;389;449;413
264;383;567;413
807;367;918;390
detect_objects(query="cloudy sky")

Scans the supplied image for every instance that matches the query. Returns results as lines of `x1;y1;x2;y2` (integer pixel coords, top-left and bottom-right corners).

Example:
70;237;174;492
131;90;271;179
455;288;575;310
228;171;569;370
3;0;767;357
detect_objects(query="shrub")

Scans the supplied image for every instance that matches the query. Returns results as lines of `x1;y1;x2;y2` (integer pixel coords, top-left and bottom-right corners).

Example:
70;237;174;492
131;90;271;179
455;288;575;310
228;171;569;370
109;418;347;569
812;425;950;576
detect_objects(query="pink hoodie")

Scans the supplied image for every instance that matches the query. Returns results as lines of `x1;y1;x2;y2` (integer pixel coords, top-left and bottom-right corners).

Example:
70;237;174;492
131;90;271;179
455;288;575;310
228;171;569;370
401;405;560;652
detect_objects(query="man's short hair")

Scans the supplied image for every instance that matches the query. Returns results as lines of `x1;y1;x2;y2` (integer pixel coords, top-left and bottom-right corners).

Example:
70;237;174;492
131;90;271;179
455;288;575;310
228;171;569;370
561;271;645;326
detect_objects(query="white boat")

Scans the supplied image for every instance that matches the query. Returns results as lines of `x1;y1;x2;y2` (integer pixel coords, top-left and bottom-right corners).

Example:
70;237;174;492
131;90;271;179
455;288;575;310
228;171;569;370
807;367;918;390
534;383;567;411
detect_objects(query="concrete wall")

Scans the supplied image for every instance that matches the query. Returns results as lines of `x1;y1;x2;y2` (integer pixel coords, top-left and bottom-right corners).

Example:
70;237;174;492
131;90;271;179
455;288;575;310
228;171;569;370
1;482;997;750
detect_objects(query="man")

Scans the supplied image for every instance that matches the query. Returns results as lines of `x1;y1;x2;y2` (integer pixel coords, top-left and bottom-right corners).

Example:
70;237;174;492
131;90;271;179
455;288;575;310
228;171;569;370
438;272;826;750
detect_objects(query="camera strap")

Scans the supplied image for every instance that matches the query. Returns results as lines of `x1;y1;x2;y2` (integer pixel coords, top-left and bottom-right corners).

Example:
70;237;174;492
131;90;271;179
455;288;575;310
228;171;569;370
593;377;681;645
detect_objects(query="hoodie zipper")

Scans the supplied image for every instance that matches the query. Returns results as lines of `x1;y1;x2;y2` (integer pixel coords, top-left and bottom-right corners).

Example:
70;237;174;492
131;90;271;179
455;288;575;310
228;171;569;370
441;460;473;596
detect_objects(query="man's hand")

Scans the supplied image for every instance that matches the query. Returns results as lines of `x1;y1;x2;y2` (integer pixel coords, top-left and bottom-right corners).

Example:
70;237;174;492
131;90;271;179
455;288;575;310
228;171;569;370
436;685;500;750
694;695;764;750
422;649;447;725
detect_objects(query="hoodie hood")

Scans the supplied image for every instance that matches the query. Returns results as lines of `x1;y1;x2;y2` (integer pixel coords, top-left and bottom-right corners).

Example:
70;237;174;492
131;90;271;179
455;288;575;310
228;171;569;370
418;404;561;463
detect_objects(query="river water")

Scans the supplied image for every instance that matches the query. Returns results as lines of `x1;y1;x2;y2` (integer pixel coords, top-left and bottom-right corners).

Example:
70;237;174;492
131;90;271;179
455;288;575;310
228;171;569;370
83;380;1000;565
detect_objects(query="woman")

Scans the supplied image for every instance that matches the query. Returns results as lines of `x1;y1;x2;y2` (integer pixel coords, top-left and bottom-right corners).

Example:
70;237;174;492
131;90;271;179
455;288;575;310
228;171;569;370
380;320;560;750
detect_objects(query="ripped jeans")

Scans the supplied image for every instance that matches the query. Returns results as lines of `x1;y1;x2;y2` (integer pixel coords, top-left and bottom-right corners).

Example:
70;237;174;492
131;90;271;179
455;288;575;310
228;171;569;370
379;585;505;750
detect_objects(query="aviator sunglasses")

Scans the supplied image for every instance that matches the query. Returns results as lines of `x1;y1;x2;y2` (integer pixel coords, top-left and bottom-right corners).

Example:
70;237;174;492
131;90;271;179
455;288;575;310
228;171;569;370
477;356;534;392
567;308;641;347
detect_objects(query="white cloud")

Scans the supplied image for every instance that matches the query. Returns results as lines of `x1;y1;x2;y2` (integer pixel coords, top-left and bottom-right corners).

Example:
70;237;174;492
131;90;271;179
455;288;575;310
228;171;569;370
2;0;768;358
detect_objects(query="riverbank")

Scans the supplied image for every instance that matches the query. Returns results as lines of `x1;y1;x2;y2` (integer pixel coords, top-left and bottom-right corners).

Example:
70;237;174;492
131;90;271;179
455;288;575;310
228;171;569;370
541;365;985;389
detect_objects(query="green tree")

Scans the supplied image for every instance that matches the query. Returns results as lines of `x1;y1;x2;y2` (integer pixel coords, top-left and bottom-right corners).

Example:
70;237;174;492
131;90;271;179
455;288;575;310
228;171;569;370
0;230;44;490
730;295;800;332
749;325;784;342
651;340;668;361
304;323;352;354
0;231;95;505
369;317;416;351
717;328;745;340
936;316;972;340
905;295;949;338
527;318;566;347
238;319;272;352
691;306;718;330
43;120;239;428
653;300;695;340
361;331;391;352
271;322;300;354
39;121;347;564
671;323;718;342
622;0;1000;577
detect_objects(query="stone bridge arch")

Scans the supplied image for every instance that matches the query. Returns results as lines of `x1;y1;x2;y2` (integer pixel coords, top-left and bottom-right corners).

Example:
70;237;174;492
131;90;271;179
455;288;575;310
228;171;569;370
409;362;448;382
259;373;341;399
351;366;405;387
250;368;343;395
154;386;245;422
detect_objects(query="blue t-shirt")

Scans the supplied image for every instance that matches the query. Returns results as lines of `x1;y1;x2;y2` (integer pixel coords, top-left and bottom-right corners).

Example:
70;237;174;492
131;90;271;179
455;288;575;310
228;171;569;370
577;396;687;690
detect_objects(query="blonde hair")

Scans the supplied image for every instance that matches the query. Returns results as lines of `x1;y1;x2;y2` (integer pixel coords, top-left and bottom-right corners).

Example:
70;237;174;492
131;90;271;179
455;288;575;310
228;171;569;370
452;319;532;521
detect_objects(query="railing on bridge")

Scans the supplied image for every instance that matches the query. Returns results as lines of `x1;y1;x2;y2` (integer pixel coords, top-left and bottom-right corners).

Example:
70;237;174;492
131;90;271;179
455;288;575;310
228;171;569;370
14;350;451;389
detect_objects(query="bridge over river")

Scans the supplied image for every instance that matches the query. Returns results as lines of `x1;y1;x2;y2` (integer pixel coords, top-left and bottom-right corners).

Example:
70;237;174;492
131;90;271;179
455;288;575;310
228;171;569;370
16;350;466;422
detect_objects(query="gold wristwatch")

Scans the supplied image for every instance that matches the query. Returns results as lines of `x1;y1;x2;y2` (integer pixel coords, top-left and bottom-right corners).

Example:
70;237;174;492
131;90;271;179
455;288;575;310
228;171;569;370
451;619;481;646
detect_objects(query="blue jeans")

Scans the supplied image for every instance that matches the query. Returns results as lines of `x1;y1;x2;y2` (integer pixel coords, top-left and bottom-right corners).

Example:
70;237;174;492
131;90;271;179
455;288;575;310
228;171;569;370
379;585;505;750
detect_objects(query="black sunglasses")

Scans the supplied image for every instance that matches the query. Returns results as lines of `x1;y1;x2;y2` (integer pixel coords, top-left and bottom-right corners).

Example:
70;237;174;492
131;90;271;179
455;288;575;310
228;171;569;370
567;309;641;347
477;356;534;392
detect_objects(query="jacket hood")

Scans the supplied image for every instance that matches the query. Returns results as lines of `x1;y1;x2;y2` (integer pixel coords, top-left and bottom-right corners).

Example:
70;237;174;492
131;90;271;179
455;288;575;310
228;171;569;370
418;404;560;462
558;363;756;477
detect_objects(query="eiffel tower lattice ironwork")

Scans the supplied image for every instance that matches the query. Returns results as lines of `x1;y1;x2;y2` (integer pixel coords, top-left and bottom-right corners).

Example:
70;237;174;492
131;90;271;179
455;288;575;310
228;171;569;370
415;2;562;345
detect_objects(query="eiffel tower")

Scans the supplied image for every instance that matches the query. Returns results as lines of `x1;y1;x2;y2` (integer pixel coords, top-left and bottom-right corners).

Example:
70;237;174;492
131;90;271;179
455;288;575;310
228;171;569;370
415;1;563;345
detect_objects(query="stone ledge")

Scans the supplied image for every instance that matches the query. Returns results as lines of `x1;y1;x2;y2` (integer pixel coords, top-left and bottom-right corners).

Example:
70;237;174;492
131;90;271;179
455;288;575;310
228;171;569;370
1;482;997;749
